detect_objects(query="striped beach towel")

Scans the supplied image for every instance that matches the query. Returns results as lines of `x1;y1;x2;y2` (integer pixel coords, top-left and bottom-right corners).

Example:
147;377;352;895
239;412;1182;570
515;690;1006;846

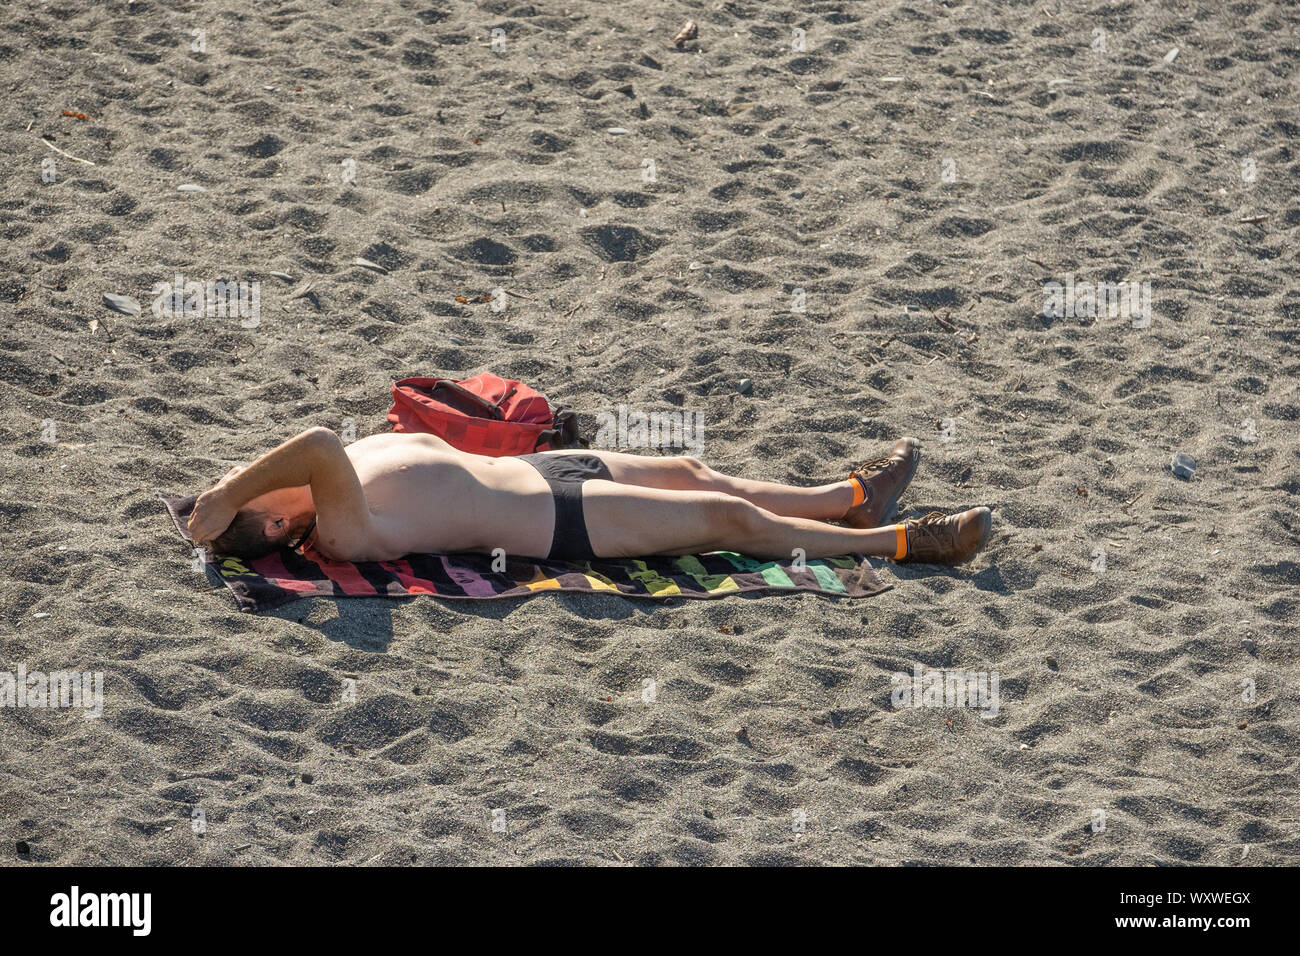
163;495;890;613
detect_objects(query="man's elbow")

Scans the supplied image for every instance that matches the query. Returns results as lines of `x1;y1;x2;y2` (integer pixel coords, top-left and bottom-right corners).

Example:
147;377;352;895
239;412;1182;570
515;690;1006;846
301;426;343;450
299;426;345;460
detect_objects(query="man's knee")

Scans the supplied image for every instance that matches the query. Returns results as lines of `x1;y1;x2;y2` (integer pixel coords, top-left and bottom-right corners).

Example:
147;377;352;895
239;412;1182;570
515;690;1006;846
671;456;718;487
707;494;765;536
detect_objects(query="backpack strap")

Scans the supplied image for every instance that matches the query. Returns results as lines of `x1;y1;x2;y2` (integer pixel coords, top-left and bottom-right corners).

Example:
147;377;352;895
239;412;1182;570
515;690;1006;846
533;405;589;451
428;379;505;420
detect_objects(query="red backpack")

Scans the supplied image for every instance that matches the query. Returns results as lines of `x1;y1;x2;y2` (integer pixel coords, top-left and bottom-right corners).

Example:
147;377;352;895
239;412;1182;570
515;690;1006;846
386;373;586;456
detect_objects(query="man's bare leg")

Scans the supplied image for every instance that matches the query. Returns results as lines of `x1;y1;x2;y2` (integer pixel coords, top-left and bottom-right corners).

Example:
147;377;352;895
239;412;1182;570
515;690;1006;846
581;482;990;564
581;481;893;559
531;449;853;520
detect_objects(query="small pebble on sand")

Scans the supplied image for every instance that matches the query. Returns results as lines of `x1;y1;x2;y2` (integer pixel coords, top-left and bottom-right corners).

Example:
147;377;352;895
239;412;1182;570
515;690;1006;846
102;292;141;316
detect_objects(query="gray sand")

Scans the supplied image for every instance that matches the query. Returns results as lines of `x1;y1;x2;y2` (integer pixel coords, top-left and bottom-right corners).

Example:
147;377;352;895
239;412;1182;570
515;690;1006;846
1;0;1297;865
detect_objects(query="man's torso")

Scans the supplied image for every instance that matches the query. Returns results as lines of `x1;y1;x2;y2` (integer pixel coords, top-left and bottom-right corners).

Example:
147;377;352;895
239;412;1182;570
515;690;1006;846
344;433;554;559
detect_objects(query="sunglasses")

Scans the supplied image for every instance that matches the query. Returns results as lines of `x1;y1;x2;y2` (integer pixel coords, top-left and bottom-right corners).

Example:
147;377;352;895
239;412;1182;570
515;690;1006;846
288;518;316;551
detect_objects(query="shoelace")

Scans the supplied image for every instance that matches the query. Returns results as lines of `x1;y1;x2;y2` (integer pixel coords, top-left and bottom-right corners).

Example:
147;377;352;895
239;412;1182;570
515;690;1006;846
907;512;953;548
849;456;892;479
913;511;949;527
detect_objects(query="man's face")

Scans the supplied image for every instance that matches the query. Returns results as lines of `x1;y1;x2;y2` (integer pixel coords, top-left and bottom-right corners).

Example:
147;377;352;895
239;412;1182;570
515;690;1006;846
244;486;316;544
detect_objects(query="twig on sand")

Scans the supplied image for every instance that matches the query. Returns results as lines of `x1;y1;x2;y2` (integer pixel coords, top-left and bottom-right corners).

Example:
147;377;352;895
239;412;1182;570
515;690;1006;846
40;137;96;166
933;309;957;332
503;289;533;301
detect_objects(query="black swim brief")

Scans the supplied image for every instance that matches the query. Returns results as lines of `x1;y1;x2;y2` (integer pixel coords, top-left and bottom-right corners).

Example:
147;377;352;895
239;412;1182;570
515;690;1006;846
517;453;613;561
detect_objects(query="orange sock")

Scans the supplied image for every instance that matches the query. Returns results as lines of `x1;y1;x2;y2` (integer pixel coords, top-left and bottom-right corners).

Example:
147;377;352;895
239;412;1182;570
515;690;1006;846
893;524;908;560
846;475;868;513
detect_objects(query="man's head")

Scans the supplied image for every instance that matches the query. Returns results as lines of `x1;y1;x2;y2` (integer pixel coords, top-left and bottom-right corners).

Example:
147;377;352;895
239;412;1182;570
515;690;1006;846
208;487;315;560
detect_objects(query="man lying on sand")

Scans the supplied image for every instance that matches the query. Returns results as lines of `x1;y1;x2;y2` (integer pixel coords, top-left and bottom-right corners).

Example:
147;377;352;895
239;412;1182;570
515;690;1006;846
187;428;992;566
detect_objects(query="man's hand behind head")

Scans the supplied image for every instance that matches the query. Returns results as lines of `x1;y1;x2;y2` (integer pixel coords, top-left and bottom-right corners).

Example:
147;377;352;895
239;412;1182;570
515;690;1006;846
188;485;238;547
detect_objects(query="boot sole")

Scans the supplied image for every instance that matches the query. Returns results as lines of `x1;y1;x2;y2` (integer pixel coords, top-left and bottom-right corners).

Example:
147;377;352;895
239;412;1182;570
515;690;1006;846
848;437;921;528
880;437;921;525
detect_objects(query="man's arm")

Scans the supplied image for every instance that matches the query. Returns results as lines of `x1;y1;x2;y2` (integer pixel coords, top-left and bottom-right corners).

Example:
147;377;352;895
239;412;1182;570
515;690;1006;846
189;427;374;557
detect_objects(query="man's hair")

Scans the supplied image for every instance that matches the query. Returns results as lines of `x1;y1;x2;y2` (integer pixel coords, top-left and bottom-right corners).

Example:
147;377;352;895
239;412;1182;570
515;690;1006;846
210;508;282;559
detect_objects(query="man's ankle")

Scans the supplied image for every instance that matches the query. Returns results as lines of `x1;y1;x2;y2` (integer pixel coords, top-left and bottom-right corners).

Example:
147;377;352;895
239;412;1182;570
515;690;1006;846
842;476;868;518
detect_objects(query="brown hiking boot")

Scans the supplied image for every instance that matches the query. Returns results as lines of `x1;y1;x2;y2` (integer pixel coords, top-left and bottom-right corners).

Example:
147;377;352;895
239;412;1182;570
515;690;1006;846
897;507;992;565
843;437;921;528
